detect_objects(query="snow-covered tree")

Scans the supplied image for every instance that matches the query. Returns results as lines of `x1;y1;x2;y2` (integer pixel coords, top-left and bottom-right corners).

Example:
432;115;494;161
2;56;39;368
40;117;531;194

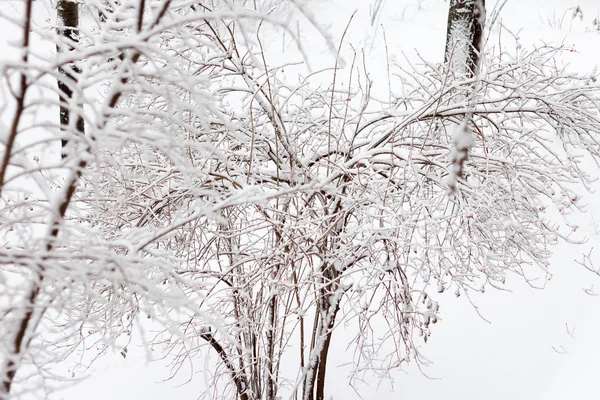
0;1;599;399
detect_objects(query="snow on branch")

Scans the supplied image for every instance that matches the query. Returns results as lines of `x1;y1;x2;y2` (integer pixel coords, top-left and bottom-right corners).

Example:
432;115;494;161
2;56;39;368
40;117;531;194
1;0;600;398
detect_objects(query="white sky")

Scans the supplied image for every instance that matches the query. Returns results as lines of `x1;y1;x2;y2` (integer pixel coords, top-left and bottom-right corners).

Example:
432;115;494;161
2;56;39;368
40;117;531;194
2;0;600;399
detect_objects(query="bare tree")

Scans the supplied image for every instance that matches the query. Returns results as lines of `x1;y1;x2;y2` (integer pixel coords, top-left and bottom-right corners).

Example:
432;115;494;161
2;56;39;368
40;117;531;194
1;1;600;400
0;1;184;397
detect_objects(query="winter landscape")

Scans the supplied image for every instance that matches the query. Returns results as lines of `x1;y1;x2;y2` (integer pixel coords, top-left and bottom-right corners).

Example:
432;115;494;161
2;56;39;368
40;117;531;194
1;0;600;399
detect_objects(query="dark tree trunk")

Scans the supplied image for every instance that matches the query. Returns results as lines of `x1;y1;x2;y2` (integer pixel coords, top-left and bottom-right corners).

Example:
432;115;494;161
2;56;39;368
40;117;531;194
314;298;339;400
57;0;84;158
444;0;485;77
0;1;34;394
444;0;486;191
303;262;342;400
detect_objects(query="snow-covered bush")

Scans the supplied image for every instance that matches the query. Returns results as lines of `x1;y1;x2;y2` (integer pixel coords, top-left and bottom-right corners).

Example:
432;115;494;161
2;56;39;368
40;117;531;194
1;1;599;399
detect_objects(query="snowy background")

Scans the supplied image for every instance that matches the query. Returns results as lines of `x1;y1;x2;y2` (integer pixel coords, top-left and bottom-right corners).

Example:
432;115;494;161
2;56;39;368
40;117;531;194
2;0;600;399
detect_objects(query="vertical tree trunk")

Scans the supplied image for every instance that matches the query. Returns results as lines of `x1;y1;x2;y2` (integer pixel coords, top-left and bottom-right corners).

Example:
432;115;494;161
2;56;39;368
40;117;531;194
265;294;277;400
444;0;486;190
57;0;84;158
444;0;485;77
314;296;339;400
0;1;34;397
302;261;342;400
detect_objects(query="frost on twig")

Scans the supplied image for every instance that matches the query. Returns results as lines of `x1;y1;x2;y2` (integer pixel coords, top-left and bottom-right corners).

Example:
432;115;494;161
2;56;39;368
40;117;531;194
576;249;600;296
576;248;600;275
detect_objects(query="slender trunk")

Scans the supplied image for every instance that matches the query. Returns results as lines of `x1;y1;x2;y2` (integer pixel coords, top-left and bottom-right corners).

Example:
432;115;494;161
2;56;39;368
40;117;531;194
0;0;32;192
57;0;84;158
0;1;34;396
302;293;340;400
201;331;250;400
223;212;253;400
1;282;41;399
265;294;277;400
444;0;486;190
302;299;320;400
444;0;485;77
303;260;342;400
291;264;305;400
314;297;339;400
